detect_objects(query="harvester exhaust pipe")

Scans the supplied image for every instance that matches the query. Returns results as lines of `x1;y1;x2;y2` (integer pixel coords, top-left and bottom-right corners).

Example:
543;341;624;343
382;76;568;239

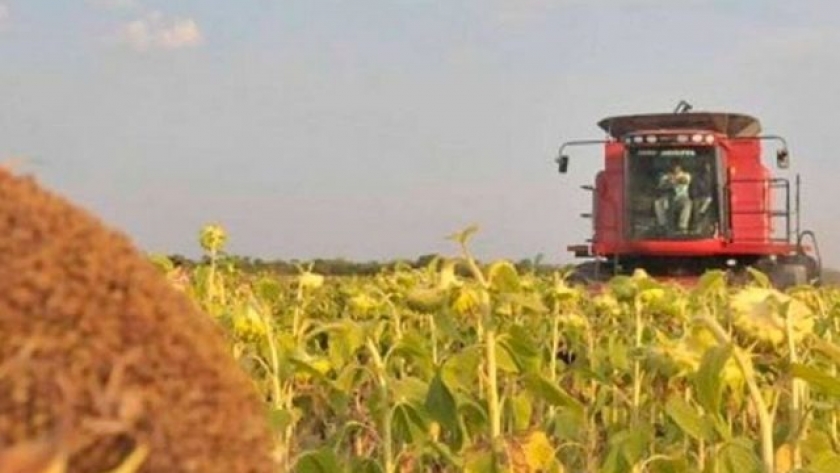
673;100;693;114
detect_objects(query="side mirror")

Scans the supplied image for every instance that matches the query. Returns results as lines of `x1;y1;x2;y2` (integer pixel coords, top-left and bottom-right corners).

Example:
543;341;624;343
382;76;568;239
556;155;569;174
777;148;790;169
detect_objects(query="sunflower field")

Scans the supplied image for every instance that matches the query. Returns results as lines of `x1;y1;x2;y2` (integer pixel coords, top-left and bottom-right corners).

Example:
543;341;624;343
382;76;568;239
152;225;840;473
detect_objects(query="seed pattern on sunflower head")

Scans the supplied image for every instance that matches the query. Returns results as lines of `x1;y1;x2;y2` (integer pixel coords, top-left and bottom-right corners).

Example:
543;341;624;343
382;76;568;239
199;223;228;255
349;292;380;313
0;169;273;473
557;312;589;330
452;285;485;317
231;302;269;342
592;294;622;317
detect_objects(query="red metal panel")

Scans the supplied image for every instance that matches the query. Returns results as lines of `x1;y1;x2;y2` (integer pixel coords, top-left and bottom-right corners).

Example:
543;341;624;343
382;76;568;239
616;239;794;256
722;139;772;245
592;142;625;255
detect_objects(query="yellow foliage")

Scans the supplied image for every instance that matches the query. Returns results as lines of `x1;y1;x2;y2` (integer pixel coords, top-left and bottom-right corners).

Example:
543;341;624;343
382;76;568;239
299;271;325;290
453;286;483;316
521;431;556;471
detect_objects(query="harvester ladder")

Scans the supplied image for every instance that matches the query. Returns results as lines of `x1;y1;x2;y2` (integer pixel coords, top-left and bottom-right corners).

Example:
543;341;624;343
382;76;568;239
725;177;792;244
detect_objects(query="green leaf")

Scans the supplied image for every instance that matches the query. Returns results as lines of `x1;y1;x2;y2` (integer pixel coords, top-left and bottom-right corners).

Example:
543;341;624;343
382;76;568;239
254;276;282;303
448;225;480;246
505;292;549;314
811;338;840;367
807;452;840;473
463;446;498;473
289;357;333;383
502;324;541;365
508;392;533;432
600;443;622;473
347;458;383;473
334;365;366;399
608;275;638;302
694;344;732;414
499;324;540;359
664;395;713;441
710;413;733;442
426;441;462;470
294;448;342;473
644;457;696;473
522;373;584;417
391;401;428;445
697;270;727;294
432;309;462;342
268;408;294;432
745;266;771;287
390;376;429;405
600;428;652;472
801;430;836;463
390;332;433;378
488;260;521;293
791;363;840;398
550;408;586;442
617;426;651;466
425;372;460;439
459;396;489;440
717;439;761;473
607;334;630;373
442;346;482;392
322;320;365;370
495;341;521;374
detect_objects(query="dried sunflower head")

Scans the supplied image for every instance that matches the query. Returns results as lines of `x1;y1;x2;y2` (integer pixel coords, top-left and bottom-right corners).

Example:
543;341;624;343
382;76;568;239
730;287;814;346
652;327;742;386
298;271;325;290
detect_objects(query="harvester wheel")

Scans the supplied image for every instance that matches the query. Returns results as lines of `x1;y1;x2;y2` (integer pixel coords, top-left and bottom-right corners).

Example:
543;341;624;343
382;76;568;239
753;254;820;289
568;261;613;286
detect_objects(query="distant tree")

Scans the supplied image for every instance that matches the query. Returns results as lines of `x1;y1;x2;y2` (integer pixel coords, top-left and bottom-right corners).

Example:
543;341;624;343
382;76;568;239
414;253;442;269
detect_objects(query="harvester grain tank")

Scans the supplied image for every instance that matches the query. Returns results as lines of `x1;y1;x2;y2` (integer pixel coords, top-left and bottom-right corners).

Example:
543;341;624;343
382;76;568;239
556;103;821;288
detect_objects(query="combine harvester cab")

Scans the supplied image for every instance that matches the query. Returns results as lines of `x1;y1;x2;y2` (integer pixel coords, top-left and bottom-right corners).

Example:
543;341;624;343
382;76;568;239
556;103;821;289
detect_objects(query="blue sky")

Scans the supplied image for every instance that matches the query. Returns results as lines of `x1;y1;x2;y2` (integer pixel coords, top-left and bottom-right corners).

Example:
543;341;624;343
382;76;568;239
2;1;839;267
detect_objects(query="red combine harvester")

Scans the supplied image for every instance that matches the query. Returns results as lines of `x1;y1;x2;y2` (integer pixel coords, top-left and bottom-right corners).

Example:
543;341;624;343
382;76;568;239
557;102;821;288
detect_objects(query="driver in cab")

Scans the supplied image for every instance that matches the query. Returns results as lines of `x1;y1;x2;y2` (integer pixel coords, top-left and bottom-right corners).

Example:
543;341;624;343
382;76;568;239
654;160;692;234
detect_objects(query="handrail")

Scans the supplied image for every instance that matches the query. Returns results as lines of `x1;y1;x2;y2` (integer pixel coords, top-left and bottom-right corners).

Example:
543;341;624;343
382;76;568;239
797;230;822;282
726;177;791;244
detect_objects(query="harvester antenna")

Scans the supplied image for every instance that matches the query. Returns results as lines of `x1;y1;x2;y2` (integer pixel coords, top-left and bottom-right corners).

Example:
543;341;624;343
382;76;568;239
673;100;693;114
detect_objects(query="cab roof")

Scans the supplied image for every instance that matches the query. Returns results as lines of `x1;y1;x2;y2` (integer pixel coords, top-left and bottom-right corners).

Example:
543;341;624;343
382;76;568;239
597;112;761;138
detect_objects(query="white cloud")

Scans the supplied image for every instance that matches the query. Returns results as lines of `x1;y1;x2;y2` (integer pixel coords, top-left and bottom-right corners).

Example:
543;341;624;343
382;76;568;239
121;11;203;52
479;0;710;28
0;3;10;31
87;0;138;9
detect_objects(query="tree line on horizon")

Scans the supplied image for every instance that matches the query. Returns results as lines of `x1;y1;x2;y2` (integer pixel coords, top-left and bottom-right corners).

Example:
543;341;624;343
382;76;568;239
162;252;563;277
160;252;840;284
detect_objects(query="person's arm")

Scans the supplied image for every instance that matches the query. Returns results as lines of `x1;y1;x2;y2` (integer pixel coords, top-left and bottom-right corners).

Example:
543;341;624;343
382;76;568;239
657;173;672;189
